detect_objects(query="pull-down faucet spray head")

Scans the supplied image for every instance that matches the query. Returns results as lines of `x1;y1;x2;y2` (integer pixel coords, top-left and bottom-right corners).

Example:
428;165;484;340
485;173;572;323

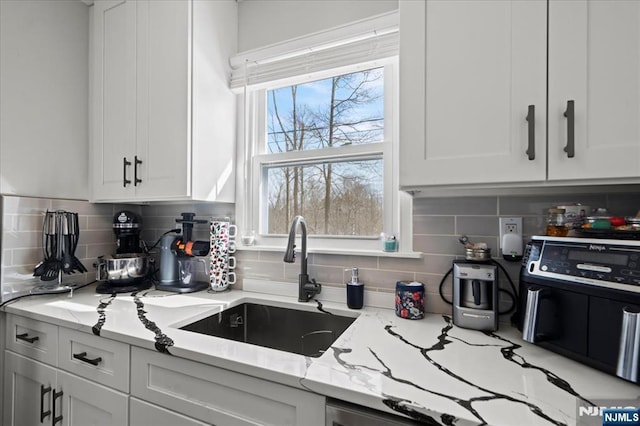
283;215;321;302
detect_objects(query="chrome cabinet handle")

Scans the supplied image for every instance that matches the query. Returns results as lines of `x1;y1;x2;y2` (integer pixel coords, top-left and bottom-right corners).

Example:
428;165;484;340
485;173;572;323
134;155;142;186
526;105;535;160
73;351;103;366
522;287;545;343
616;307;640;382
563;100;575;158
123;157;132;187
40;385;52;422
52;389;63;426
16;332;39;344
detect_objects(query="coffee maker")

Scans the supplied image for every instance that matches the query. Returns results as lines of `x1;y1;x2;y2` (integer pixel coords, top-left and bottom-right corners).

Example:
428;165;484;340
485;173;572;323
95;210;152;294
452;260;499;331
155;213;210;293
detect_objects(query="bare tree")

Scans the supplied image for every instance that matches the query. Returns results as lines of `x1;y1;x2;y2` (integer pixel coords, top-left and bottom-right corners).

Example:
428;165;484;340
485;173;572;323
267;68;384;235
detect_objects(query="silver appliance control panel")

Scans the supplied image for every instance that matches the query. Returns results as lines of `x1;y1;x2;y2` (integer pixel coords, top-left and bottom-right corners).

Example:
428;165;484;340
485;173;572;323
523;235;640;293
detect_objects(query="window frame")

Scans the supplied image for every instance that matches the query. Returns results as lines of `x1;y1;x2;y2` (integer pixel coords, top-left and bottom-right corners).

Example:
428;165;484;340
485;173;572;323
236;57;414;255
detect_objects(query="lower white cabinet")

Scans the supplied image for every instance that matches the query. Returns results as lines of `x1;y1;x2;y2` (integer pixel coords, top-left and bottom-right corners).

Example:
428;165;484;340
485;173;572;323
130;398;209;426
3;351;57;426
3;351;128;426
4;314;328;426
3;315;129;426
130;347;326;426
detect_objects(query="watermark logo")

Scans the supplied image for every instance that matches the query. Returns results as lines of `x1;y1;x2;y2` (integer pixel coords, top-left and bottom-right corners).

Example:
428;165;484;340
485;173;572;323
577;398;640;426
602;408;640;425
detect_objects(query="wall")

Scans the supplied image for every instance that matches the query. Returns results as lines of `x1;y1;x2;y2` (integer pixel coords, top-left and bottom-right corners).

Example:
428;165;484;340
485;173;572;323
235;191;640;316
0;0;89;200
237;0;398;51
1;196;134;300
0;196;236;299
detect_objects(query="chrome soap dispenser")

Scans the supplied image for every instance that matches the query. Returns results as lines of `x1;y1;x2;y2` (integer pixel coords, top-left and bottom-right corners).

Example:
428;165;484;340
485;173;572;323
346;267;364;309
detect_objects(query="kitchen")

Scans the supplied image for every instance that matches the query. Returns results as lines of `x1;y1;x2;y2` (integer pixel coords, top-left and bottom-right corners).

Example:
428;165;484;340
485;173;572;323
1;0;640;425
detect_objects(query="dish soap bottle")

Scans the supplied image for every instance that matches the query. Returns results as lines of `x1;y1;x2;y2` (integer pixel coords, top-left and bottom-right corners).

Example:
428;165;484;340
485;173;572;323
346;267;364;309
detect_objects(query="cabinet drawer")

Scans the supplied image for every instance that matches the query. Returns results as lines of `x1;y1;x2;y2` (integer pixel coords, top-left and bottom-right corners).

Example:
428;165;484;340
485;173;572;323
5;314;58;365
130;397;209;426
58;327;130;392
131;347;325;426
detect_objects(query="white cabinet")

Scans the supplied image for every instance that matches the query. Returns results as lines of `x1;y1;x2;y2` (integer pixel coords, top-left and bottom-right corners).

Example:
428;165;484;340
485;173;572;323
547;0;640;180
399;0;547;187
4;351;58;426
130;398;209;426
399;0;640;189
91;0;237;202
3;315;129;426
130;346;326;426
0;0;89;199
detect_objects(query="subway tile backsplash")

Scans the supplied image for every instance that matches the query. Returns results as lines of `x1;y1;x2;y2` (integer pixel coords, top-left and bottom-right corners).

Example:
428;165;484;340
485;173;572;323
234;191;640;317
3;191;639;315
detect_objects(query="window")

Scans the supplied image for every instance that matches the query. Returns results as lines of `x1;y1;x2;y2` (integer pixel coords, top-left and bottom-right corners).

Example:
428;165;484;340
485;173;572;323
264;67;385;237
232;12;413;254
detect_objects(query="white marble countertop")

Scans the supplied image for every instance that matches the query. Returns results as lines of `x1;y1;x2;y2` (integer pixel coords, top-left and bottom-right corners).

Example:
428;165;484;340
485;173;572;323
2;281;639;426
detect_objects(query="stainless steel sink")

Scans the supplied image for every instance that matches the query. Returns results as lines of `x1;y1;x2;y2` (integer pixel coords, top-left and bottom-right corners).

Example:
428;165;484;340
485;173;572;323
179;302;357;357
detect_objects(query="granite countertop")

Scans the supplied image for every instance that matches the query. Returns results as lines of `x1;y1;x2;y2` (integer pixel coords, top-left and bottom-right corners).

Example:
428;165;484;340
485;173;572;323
2;280;638;426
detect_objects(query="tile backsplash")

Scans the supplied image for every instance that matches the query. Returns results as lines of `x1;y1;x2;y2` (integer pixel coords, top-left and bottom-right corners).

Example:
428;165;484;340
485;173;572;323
1;195;130;298
235;191;640;317
3;191;638;316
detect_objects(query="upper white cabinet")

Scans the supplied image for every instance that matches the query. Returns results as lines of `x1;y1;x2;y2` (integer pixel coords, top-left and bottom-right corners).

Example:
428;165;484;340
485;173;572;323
0;0;89;199
399;0;547;187
548;0;640;180
91;0;237;202
399;0;640;190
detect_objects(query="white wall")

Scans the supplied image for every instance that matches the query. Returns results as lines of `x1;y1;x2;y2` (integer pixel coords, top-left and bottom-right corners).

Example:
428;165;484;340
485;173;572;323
237;0;398;51
0;0;89;199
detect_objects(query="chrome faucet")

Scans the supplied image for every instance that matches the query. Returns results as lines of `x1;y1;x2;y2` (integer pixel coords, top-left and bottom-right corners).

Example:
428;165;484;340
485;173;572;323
283;215;321;302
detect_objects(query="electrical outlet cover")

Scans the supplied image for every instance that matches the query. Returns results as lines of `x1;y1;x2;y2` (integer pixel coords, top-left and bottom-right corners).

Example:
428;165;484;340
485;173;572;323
499;217;523;260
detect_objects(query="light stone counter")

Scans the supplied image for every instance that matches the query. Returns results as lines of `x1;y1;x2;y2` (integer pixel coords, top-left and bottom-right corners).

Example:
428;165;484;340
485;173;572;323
2;281;638;425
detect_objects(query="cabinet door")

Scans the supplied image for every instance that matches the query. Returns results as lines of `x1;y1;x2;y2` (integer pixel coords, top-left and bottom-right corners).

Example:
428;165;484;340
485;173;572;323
134;0;190;199
131;347;325;426
399;0;547;187
92;0;137;200
130;398;209;426
548;0;640;180
56;370;128;426
3;351;57;426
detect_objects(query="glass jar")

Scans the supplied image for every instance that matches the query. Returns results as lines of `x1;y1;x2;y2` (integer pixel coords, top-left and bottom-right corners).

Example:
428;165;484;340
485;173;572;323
546;208;569;237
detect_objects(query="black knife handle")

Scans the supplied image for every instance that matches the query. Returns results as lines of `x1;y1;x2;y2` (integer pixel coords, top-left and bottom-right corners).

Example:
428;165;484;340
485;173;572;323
16;332;39;344
73;351;103;366
40;385;52;422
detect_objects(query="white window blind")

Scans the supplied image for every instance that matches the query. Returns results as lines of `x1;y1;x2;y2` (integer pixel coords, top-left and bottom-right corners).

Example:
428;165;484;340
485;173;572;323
229;11;399;90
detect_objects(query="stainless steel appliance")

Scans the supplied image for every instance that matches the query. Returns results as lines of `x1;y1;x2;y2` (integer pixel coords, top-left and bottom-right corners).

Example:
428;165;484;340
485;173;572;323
452;260;499;331
95;211;152;293
326;399;423;425
518;236;640;384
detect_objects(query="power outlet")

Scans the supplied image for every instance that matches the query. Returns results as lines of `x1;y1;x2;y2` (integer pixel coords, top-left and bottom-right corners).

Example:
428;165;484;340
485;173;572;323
499;217;523;260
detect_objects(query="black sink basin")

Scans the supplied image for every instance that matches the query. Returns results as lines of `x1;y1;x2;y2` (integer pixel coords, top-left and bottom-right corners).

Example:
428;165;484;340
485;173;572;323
180;302;357;357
